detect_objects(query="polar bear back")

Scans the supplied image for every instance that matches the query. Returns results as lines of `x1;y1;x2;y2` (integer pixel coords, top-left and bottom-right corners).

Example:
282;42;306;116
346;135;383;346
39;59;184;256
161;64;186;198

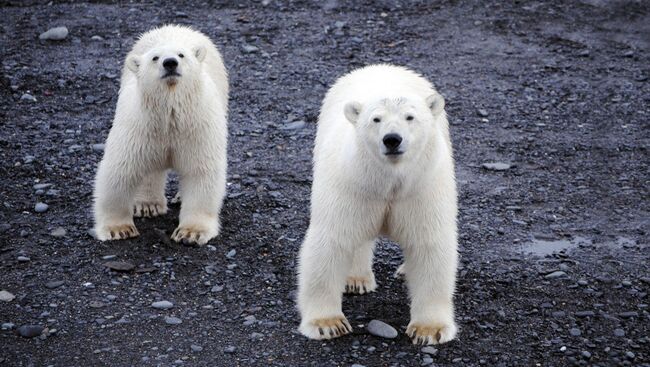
122;25;228;110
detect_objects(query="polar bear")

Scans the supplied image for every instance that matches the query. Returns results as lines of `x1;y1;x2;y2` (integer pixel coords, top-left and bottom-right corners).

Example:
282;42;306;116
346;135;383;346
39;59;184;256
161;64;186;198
297;64;458;345
93;25;228;245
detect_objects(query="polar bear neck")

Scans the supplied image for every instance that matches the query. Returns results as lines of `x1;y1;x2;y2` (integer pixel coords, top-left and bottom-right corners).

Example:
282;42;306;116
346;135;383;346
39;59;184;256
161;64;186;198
139;79;205;127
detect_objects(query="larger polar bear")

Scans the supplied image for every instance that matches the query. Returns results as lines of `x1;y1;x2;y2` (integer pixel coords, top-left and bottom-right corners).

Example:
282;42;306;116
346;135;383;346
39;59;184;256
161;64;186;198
297;64;459;345
93;25;228;245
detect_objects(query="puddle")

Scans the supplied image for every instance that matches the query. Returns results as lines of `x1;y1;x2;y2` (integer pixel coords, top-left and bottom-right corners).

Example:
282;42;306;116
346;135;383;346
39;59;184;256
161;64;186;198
519;236;642;257
519;236;590;257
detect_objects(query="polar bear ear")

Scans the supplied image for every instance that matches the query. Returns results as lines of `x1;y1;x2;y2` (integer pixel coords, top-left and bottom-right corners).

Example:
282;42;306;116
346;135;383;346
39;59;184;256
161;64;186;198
126;55;140;73
344;101;362;124
426;92;445;116
193;45;207;62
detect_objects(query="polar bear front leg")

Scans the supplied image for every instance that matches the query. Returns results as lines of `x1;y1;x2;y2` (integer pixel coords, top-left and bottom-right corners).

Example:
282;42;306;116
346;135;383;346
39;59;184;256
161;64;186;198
133;170;168;218
93;160;141;241
401;242;458;345
345;240;377;294
172;171;224;245
298;231;354;340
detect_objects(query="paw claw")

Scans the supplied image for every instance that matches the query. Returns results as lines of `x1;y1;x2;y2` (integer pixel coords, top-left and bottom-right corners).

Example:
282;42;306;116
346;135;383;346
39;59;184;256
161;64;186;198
133;201;167;218
406;321;457;345
300;316;352;340
171;225;214;245
344;275;376;295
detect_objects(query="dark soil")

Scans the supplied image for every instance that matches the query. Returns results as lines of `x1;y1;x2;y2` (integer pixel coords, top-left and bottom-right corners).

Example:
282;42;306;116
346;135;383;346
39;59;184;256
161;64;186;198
1;1;649;366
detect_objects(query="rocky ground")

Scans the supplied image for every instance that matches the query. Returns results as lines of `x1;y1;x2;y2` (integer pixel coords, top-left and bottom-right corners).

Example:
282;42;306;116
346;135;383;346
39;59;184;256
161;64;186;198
1;0;649;366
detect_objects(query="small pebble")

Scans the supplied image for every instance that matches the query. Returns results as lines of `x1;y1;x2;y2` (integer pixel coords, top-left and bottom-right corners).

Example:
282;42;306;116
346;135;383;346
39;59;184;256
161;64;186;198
45;280;64;289
165;316;182;325
152;300;174;309
477;108;489;117
39;26;68;40
224;346;236;353
226;249;236;258
0;290;15;302
581;351;591;359
545;271;567;279
16;325;44;338
482;162;511;171
613;328;625;337
35;202;49;213
421;356;434;366
50;227;67;237
190;345;203;352
569;328;581;337
421;346;438;355
2;322;15;330
21;93;37;102
17;256;30;262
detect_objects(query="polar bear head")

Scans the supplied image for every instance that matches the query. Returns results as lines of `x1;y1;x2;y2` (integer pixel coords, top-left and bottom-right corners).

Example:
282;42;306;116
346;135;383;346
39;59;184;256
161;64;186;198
126;44;207;89
344;92;445;163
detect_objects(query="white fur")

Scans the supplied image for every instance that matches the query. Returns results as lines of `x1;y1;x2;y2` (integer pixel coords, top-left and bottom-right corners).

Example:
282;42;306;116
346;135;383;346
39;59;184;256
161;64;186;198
93;25;228;245
297;64;458;345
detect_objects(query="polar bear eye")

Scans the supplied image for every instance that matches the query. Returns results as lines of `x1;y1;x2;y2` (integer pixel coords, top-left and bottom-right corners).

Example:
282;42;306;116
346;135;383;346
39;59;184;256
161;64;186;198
373;117;381;123
152;56;159;62
178;53;184;58
406;115;414;121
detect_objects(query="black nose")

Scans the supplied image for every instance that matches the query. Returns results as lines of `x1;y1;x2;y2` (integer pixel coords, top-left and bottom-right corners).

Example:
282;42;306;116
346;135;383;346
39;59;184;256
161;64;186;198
383;133;403;150
163;58;178;71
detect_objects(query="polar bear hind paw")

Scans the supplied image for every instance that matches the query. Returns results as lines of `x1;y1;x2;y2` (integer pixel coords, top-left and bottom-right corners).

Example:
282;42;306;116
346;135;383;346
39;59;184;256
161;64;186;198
345;275;377;294
133;201;167;218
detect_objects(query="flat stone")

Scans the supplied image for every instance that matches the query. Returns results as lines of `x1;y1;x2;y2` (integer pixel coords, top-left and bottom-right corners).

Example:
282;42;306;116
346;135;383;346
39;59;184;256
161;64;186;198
477;108;489;117
190;345;203;352
104;261;135;272
50;227;67;237
575;310;595;317
279;120;306;130
224;346;236;354
165;316;182;325
39;26;68;40
241;44;259;53
0;290;15;302
16;325;44;338
421;346;438;355
2;322;15;330
17;256;30;262
618;311;638;318
614;328;625;337
226;249;237;258
482;162;511;171
91;143;105;152
367;319;398;339
152;300;174;310
569;328;581;337
45;280;64;289
545;271;567;279
33;183;52;190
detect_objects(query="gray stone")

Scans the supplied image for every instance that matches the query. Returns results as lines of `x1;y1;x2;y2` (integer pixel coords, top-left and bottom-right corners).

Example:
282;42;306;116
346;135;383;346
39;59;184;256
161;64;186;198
0;290;15;302
367;319;398;339
421;346;438;355
152;300;174;310
421;356;434;366
164;316;182;325
16;325;44;338
482;162;511;171
569;328;581;337
242;44;259;53
2;322;15;330
104;261;134;272
45;280;64;289
190;345;203;352
33;183;52;190
618;311;638;318
91;143;105;152
581;351;591;359
39;26;68;40
250;332;263;339
226;249;236;258
575;310;595;317
21;93;37;102
545;271;567;279
477;108;489;117
224;346;236;354
17;256;30;262
91;35;104;41
35;202;49;213
50;227;67;237
280;120;306;130
613;328;625;337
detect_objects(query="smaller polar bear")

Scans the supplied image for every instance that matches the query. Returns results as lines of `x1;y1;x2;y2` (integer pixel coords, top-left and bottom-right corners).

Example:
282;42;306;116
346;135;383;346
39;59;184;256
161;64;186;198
93;25;228;245
297;64;459;345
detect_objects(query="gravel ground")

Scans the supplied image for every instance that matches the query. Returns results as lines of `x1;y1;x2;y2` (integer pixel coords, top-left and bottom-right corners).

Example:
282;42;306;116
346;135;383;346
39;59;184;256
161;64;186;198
1;1;649;366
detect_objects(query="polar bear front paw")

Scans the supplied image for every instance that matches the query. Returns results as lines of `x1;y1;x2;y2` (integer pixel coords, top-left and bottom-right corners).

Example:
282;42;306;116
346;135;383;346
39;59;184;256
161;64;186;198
300;316;352;340
406;320;457;345
96;223;140;241
133;201;168;218
345;275;377;294
171;225;215;245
